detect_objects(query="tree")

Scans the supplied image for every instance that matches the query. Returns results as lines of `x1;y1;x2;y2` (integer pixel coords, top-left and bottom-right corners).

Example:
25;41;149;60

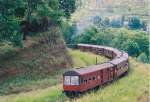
131;31;149;56
109;16;124;28
122;39;140;56
140;21;147;31
0;0;67;46
0;0;25;46
137;53;149;63
93;16;102;25
75;27;98;44
59;0;76;18
128;16;141;29
23;0;64;33
63;23;77;44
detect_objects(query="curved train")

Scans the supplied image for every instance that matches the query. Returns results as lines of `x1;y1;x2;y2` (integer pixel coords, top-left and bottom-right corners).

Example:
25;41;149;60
63;44;129;95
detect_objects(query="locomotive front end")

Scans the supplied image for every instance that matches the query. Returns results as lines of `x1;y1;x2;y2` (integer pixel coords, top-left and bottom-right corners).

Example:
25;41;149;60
63;71;81;95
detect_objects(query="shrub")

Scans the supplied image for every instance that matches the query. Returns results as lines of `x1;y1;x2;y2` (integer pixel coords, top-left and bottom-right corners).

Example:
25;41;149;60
137;53;149;63
59;0;76;18
122;39;140;56
128;16;141;29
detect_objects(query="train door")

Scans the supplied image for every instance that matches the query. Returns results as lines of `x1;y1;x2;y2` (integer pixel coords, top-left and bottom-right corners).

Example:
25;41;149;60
109;67;114;81
102;69;109;84
114;65;118;79
100;70;103;84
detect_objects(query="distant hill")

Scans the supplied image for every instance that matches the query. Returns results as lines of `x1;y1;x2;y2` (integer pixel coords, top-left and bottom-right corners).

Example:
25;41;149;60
72;0;149;34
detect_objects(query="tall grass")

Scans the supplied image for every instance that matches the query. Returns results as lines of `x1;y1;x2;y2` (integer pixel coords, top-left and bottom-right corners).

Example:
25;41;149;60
0;51;149;102
69;49;109;68
73;58;149;102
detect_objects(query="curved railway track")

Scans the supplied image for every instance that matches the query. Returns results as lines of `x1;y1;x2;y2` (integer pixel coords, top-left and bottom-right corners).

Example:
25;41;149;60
63;44;129;95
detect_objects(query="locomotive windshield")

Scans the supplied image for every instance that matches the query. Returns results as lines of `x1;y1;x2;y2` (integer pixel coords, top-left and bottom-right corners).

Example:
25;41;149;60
64;76;79;85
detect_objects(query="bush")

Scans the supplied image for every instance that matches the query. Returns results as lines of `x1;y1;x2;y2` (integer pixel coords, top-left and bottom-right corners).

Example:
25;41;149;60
59;0;76;18
0;41;16;62
137;53;149;63
62;23;77;44
128;16;141;29
122;39;140;56
110;17;123;28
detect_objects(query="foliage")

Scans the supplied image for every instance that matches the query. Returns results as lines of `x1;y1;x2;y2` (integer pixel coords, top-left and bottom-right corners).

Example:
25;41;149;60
0;0;76;46
74;27;149;62
0;0;25;46
92;16;125;28
137;53;149;63
75;27;99;44
59;0;76;18
109;17;123;28
62;22;77;44
122;39;140;56
128;16;141;29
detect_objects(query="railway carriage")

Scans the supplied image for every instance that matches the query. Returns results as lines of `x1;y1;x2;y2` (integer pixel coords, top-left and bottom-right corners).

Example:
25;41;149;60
63;63;114;94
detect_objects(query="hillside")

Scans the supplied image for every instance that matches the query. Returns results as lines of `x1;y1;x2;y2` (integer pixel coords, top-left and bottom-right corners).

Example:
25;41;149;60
0;50;149;102
0;49;108;95
72;0;149;34
0;27;72;95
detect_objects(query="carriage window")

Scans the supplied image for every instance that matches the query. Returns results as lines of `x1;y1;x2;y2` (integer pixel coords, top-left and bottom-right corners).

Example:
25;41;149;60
81;78;84;83
70;76;79;85
84;80;87;83
64;76;70;85
93;77;96;80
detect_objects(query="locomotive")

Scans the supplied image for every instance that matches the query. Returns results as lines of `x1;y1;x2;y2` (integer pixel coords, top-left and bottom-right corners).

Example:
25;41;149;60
63;44;129;95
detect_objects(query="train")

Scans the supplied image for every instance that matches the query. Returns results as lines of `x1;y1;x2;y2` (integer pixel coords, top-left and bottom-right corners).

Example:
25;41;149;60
63;44;129;95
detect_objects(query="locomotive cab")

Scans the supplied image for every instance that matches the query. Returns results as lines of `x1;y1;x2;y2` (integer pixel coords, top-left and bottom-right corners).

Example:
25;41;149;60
63;71;81;95
64;76;79;86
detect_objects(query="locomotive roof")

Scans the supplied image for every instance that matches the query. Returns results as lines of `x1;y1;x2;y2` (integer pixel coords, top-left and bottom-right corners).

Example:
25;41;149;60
64;62;113;76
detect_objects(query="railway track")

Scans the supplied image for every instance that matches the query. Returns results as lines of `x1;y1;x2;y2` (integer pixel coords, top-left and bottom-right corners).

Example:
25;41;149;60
63;44;129;95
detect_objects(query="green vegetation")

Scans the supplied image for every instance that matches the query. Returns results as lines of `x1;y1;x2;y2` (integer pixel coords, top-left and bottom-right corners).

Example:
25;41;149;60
137;53;149;63
69;49;108;68
128;16;142;30
74;27;149;63
0;0;76;46
59;0;76;18
0;50;149;102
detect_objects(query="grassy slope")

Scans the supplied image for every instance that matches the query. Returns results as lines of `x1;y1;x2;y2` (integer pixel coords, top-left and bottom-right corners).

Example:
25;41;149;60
0;50;149;102
73;58;149;102
0;29;73;95
0;49;108;95
69;49;108;68
72;0;149;26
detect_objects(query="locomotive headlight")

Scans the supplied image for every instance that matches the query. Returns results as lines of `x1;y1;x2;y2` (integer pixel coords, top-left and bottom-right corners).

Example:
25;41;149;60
71;76;79;85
